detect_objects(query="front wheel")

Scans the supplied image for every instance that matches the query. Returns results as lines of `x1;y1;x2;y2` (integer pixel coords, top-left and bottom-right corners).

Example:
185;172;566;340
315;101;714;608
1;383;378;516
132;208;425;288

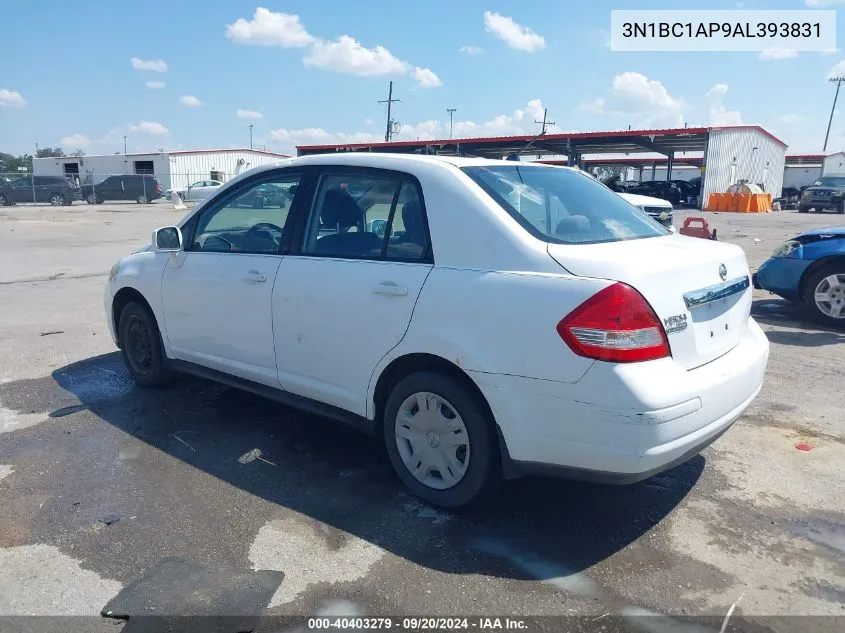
383;371;496;508
118;301;172;387
803;265;845;326
137;194;148;204
798;205;810;214
49;193;65;206
0;194;9;206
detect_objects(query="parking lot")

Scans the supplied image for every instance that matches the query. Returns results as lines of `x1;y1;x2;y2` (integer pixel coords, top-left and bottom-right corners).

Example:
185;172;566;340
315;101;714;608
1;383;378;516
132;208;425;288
1;201;843;630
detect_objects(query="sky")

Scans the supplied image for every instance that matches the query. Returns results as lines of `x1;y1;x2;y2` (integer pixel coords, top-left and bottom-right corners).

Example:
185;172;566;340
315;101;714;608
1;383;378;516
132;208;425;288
2;0;845;158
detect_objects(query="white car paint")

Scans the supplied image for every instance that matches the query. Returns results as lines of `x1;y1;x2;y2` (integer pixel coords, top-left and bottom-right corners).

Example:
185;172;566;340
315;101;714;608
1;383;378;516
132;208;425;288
618;192;677;233
168;180;223;202
105;153;769;504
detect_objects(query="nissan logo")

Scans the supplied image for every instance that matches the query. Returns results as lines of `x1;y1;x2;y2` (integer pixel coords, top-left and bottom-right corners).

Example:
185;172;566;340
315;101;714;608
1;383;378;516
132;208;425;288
719;263;727;281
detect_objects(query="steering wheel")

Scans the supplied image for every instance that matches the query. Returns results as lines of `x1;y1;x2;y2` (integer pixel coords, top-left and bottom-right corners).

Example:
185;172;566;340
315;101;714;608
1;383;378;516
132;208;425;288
248;222;284;236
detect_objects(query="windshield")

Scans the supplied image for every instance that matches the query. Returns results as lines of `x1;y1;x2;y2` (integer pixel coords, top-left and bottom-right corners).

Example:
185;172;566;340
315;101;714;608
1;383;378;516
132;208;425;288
462;165;669;245
812;176;845;187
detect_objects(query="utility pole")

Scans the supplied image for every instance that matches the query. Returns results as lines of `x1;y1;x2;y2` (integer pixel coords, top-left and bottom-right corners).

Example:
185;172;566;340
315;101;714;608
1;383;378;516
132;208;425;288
447;108;457;139
824;76;845;152
534;108;555;135
123;136;127;155
379;81;401;142
248;124;254;150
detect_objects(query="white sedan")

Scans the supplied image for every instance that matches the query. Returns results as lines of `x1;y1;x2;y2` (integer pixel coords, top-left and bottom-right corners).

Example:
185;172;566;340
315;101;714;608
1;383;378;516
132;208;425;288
105;153;769;507
167;180;223;202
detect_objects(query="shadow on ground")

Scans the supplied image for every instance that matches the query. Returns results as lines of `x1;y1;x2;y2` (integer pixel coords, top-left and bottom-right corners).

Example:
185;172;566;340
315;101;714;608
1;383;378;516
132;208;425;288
0;352;703;587
752;299;845;347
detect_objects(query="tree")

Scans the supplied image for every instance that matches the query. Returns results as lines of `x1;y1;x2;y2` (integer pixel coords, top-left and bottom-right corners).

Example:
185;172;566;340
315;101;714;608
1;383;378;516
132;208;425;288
35;147;66;158
70;149;85;157
0;152;33;176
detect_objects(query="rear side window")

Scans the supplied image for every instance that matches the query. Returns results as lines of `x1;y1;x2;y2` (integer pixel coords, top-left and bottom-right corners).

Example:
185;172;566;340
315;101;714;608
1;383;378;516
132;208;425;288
462;165;669;245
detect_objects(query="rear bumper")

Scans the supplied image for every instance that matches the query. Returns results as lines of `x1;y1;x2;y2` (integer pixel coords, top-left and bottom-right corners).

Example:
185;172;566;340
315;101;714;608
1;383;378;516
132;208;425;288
470;317;769;482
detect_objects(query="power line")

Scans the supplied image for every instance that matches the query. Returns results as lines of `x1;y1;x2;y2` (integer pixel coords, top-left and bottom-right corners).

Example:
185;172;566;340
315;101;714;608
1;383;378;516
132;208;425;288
378;81;401;142
447;108;457;139
824;76;844;152
534;108;555;135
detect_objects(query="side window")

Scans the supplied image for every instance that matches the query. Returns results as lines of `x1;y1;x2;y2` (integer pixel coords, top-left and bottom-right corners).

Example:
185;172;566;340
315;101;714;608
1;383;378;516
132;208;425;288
190;172;301;254
302;172;399;259
384;183;429;261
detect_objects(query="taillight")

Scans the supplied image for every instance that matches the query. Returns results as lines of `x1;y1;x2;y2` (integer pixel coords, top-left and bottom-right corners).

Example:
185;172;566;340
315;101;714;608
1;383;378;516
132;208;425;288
556;282;670;363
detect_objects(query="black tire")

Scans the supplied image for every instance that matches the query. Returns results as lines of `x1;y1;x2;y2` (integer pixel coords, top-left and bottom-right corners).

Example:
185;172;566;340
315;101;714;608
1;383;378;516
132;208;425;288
49;193;65;206
802;264;845;327
0;194;9;206
383;371;497;508
838;201;845;214
117;301;172;387
137;194;148;204
798;205;810;213
86;193;98;204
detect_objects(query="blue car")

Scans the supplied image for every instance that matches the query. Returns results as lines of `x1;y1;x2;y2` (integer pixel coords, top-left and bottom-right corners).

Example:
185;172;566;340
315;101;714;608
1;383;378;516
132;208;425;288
753;227;845;325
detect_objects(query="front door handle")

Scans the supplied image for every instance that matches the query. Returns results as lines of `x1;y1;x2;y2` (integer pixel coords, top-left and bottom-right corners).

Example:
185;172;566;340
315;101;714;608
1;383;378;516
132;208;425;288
244;270;267;283
373;282;408;297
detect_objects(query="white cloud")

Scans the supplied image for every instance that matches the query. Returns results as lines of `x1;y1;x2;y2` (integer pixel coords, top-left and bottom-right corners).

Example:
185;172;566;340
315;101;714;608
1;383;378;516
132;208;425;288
778;113;805;124
146;81;166;89
130;57;167;72
60;134;91;148
707;84;743;126
410;67;442;88
179;95;203;107
581;72;685;127
303;35;409;76
225;7;314;47
0;88;25;107
129;121;169;135
459;45;483;55
484;11;545;52
827;59;845;79
759;48;799;60
237;109;263;119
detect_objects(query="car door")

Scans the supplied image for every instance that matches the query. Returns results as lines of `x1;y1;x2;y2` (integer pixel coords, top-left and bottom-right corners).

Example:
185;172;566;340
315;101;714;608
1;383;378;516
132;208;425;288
9;176;33;203
161;169;305;386
273;168;434;416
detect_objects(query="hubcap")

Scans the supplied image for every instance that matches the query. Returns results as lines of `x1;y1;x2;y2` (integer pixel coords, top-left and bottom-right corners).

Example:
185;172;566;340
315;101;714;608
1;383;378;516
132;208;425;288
394;392;470;490
51;195;61;205
125;315;153;374
814;273;845;319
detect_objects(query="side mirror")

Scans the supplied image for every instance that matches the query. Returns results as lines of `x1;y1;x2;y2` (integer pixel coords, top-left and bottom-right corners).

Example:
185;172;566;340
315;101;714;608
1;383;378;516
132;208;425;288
153;226;182;252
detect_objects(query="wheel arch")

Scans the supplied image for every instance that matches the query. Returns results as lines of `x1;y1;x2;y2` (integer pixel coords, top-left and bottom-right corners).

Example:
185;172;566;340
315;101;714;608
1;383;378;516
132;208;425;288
370;352;517;479
798;255;845;302
111;286;159;348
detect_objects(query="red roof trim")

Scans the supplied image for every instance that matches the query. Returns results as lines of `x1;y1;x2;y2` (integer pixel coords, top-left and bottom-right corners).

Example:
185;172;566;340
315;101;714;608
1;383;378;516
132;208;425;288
786;154;827;160
296;125;786;152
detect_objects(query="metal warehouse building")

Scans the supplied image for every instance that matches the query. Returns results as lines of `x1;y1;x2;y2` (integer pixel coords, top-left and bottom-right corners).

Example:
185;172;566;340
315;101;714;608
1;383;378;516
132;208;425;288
297;125;787;207
32;148;289;192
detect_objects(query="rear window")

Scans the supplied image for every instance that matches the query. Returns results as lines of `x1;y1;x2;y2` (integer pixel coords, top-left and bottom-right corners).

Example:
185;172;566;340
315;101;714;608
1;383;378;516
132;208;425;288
462;165;669;245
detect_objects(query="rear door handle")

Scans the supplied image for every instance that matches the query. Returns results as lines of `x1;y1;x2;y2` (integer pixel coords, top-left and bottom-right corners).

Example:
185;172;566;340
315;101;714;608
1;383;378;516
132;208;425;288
373;282;408;297
244;270;267;283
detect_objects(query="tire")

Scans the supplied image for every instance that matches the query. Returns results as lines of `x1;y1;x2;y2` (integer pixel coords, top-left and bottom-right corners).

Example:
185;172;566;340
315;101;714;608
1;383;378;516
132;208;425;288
137;194;148;204
86;193;98;204
798;205;810;213
838;201;845;214
802;264;845;326
383;371;496;508
0;194;9;206
49;193;65;206
117;301;172;387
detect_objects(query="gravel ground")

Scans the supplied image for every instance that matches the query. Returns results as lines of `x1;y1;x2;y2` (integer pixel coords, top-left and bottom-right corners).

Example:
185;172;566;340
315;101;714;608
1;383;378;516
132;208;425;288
0;202;843;632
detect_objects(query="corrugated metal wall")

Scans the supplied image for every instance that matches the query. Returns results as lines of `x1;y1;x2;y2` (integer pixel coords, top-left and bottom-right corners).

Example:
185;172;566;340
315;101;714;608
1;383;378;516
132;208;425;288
822;152;845;175
784;166;822;189
169;151;286;190
32;154;169;185
702;129;786;204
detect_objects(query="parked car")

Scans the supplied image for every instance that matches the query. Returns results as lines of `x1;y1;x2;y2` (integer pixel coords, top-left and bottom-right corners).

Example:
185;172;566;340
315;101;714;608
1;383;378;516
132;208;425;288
167;180;223;202
671;179;698;201
230;182;293;208
753;226;845;325
798;176;845;214
105;154;769;507
629;180;684;205
618;192;676;232
0;175;81;206
81;174;163;204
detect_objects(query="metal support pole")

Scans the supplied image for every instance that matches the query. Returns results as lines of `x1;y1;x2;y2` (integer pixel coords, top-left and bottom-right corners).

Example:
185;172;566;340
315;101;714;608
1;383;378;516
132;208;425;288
666;152;674;181
823;77;844;152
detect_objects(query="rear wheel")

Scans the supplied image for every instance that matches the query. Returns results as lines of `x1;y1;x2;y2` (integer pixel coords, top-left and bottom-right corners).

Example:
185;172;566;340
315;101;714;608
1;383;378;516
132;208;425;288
0;194;9;206
49;193;65;206
383;371;496;508
86;193;98;204
118;301;172;387
803;264;845;326
798;205;810;213
137;194;148;204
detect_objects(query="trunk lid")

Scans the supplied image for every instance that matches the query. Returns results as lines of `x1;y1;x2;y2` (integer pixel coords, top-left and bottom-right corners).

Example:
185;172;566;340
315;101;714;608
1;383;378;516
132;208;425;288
548;234;752;370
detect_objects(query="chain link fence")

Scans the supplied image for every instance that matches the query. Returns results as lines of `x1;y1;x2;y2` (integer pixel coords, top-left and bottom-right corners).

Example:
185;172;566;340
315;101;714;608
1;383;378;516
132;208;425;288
0;172;231;207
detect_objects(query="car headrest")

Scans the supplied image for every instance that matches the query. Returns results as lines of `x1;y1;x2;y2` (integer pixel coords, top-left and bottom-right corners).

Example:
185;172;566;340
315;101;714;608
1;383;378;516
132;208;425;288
555;215;591;235
321;189;362;229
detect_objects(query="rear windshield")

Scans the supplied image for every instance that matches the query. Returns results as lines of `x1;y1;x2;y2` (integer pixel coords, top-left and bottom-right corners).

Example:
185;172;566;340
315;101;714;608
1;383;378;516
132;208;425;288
462;165;669;245
812;176;845;187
